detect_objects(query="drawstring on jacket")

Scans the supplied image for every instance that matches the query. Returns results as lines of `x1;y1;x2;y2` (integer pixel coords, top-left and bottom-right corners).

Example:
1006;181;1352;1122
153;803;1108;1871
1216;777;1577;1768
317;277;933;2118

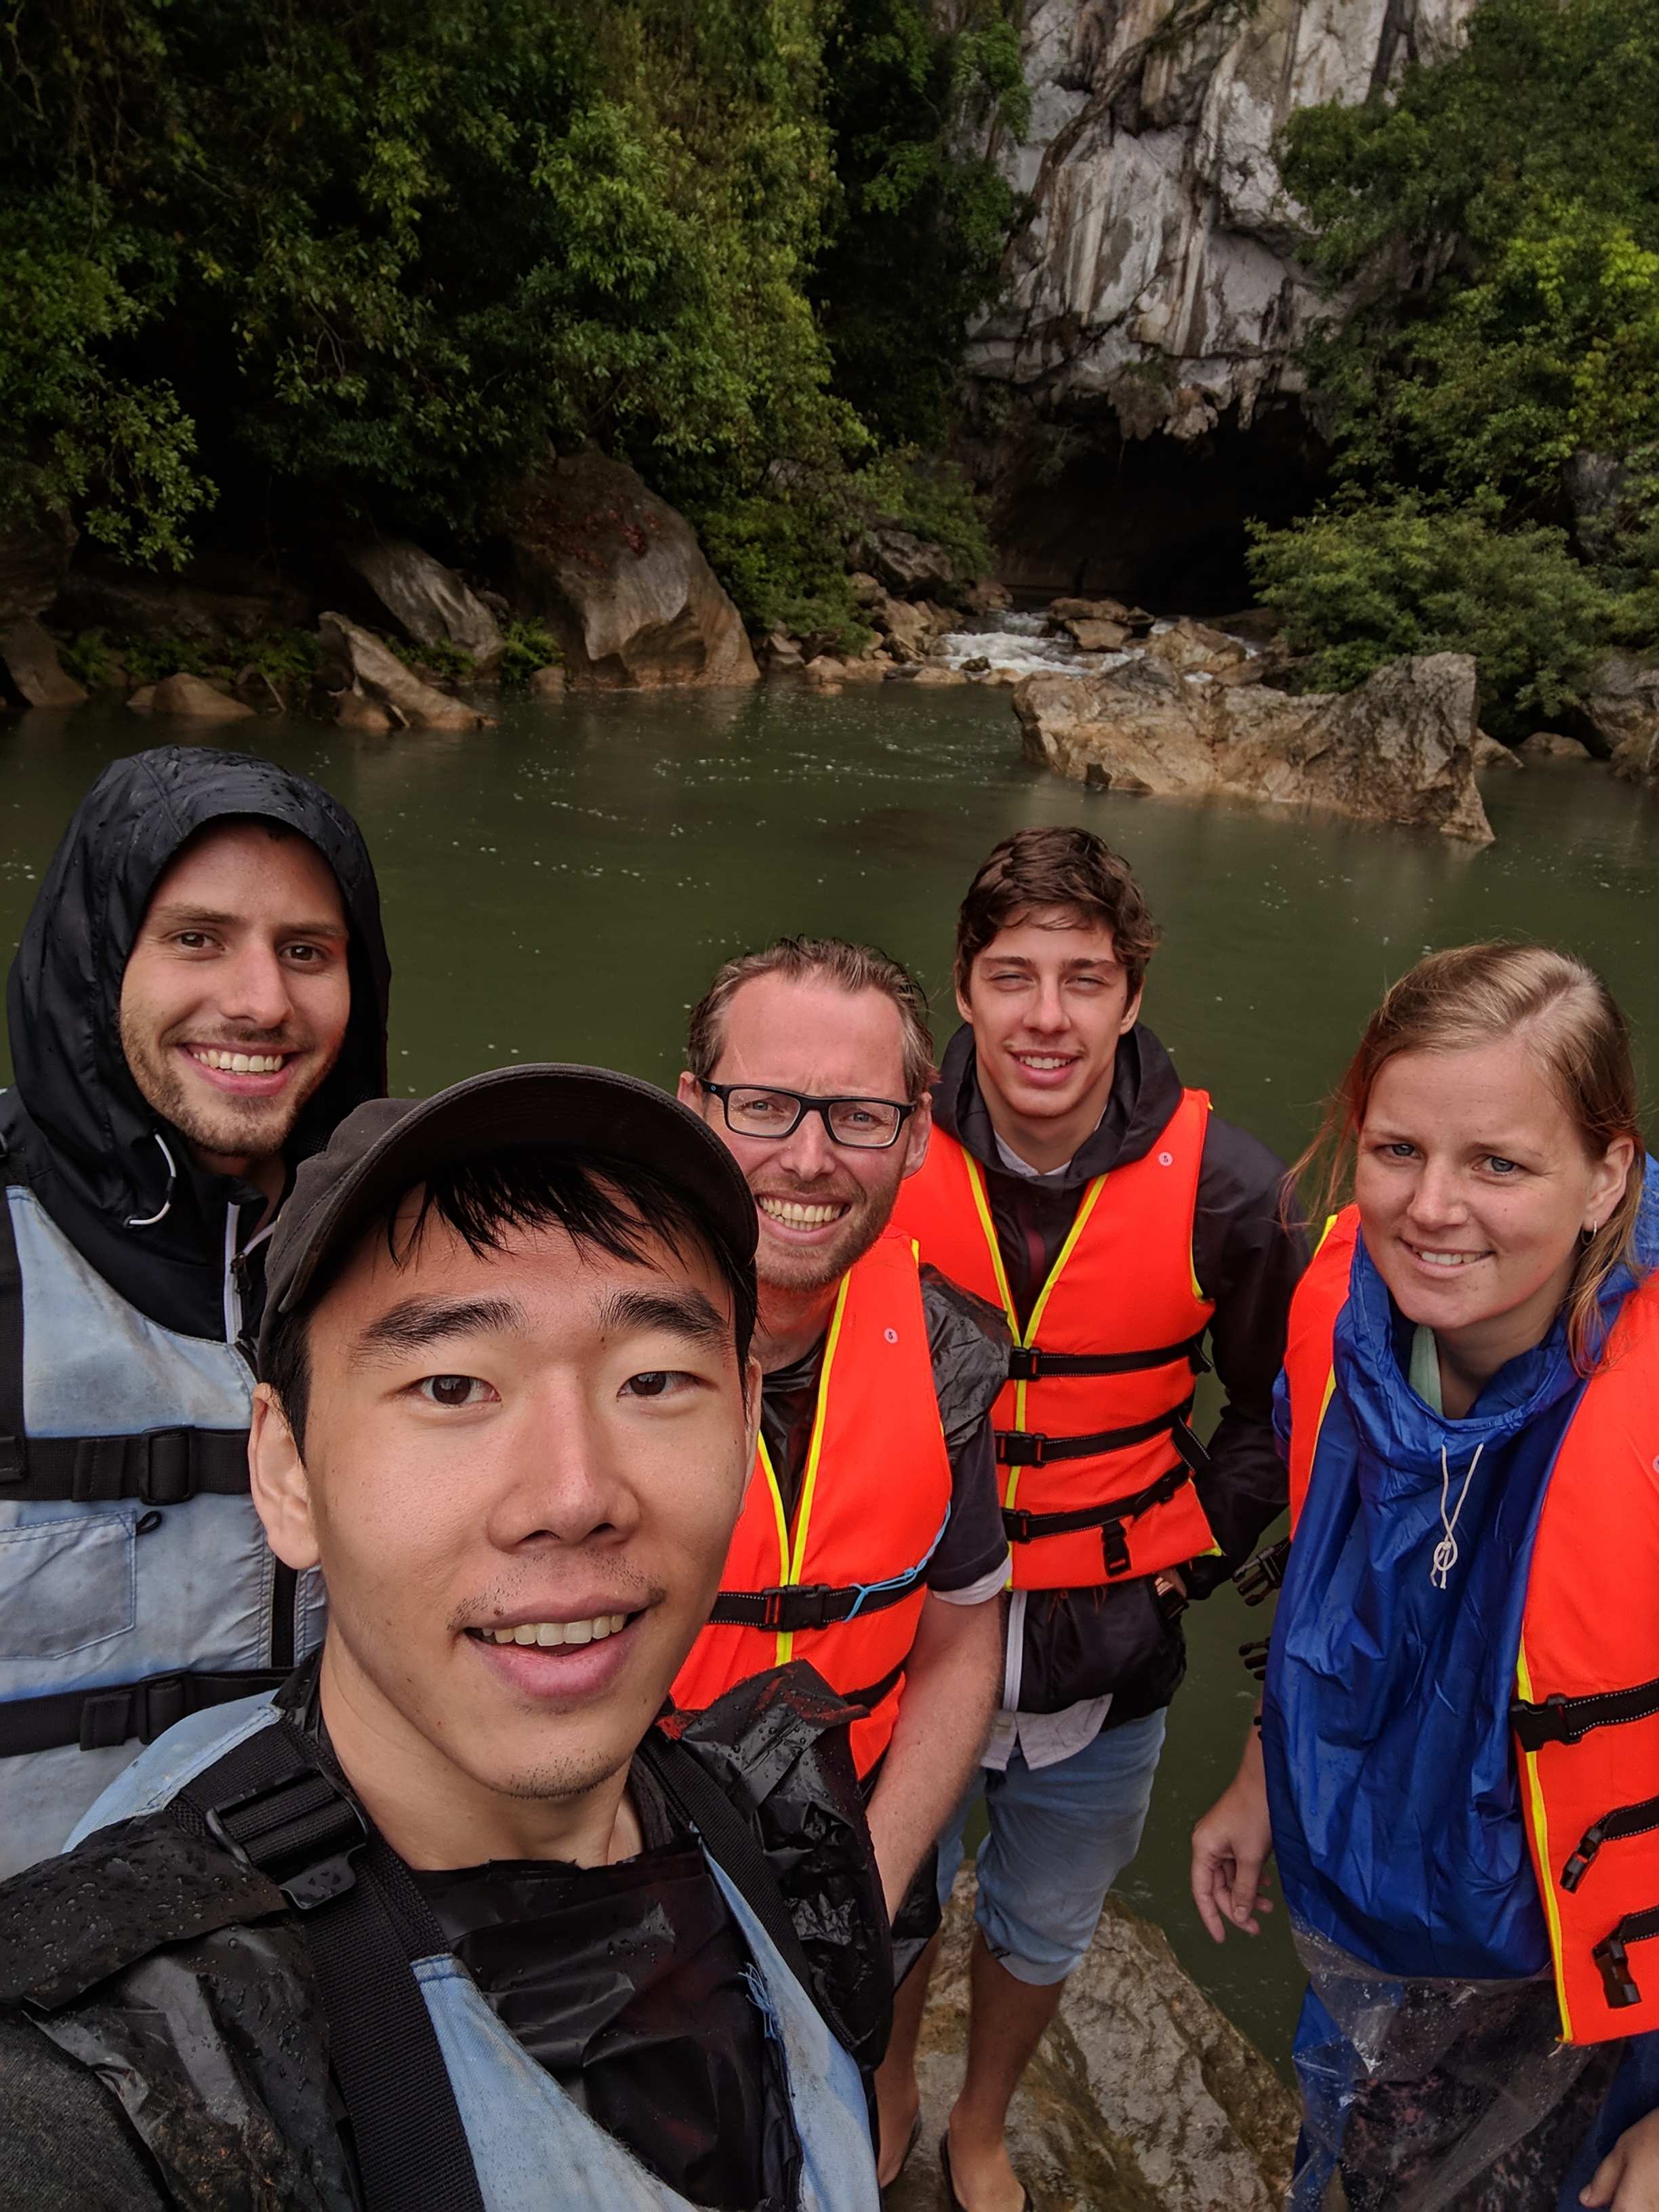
124;1132;178;1229
1432;1441;1485;1590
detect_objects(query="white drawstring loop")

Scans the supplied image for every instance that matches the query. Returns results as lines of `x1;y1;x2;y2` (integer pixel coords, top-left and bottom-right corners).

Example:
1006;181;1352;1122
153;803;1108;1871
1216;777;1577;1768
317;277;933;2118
125;1132;178;1229
1431;1441;1484;1590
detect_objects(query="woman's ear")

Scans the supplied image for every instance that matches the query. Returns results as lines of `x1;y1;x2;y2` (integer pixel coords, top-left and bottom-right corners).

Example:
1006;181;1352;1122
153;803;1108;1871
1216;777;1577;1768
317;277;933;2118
1589;1133;1639;1232
249;1382;322;1571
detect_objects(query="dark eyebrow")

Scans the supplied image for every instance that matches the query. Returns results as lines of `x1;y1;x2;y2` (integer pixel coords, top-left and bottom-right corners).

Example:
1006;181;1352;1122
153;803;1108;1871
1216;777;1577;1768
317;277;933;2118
149;903;348;939
350;1295;528;1365
595;1286;730;1351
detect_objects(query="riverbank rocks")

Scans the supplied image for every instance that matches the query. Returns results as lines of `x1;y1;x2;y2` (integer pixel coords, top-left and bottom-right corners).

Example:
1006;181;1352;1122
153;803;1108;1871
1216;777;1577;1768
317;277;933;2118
1016;651;1494;844
1143;619;1250;678
1572;650;1659;773
855;523;955;599
1520;731;1593;762
495;453;757;689
1473;731;1523;771
886;1873;1296;2212
1065;616;1132;653
319;613;493;731
0;617;86;709
340;536;504;672
129;672;254;721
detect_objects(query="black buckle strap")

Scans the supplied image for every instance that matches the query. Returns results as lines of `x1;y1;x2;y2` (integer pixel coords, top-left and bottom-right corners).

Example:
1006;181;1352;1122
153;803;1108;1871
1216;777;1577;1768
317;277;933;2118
994;1401;1201;1469
1006;1332;1209;1383
0;1666;287;1758
1595;1905;1659;2009
840;1660;906;1719
0;1423;250;1503
1002;1461;1191;1578
1562;1793;1659;1893
1511;1673;1659;1753
1235;1538;1290;1607
206;1766;369;1910
710;1570;924;1635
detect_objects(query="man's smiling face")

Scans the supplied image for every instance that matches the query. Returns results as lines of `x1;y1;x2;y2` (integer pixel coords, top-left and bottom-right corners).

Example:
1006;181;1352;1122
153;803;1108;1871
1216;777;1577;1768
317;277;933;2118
251;1193;756;1822
118;819;352;1184
958;908;1141;1147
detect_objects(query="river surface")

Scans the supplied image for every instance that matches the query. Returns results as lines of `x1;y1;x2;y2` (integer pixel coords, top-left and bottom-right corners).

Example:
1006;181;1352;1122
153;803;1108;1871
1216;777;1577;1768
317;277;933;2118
4;680;1658;2068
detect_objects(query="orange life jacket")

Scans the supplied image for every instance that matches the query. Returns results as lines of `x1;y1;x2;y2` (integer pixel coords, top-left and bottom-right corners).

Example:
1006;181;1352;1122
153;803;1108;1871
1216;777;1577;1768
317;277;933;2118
888;1095;1218;1590
672;1231;953;1776
1284;1204;1659;2045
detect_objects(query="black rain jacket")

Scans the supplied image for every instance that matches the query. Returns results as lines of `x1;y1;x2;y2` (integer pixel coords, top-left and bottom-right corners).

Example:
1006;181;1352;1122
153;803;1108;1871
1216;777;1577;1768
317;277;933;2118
932;1020;1305;1716
1;746;390;1341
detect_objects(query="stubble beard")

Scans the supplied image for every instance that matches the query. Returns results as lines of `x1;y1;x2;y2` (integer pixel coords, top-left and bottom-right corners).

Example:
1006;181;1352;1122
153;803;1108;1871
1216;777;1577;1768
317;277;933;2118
755;1184;895;1298
119;1007;323;1169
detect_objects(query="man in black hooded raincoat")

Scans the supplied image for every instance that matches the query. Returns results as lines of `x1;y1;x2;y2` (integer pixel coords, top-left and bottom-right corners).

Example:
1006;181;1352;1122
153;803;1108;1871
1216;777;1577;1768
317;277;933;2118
0;745;390;1873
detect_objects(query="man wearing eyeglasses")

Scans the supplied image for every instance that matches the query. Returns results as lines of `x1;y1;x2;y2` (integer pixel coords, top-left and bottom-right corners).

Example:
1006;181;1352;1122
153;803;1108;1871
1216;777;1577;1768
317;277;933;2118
676;935;1008;2188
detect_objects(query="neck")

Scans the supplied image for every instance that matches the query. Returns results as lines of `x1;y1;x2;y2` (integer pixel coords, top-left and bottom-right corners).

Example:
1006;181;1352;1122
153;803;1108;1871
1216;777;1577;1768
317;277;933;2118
754;1277;841;1372
314;1637;642;1870
190;1141;285;1210
976;1069;1115;1178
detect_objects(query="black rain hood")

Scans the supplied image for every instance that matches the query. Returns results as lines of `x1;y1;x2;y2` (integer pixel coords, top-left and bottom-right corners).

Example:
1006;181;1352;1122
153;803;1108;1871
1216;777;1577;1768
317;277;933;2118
932;1016;1185;1188
1;746;390;1338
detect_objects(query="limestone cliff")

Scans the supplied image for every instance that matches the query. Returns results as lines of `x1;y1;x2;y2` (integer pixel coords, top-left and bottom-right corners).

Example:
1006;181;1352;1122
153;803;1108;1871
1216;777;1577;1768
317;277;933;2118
958;0;1480;598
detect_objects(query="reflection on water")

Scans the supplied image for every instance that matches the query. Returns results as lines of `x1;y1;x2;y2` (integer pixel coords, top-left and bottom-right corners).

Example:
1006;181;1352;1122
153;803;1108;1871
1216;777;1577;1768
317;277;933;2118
3;688;1657;2064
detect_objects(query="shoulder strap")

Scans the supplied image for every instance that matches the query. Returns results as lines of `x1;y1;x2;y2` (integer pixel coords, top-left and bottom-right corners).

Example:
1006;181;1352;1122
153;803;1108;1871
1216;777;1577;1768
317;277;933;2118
0;1181;22;1486
636;1725;819;2001
175;1720;485;2212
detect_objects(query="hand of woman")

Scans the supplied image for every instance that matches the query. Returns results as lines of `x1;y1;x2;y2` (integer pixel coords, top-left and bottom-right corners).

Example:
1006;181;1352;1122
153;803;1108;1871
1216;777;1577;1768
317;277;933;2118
1191;1740;1274;1944
1583;2109;1659;2208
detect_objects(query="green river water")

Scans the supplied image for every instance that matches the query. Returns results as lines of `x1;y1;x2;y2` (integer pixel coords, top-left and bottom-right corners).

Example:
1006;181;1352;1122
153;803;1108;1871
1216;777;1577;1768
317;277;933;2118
4;682;1658;2068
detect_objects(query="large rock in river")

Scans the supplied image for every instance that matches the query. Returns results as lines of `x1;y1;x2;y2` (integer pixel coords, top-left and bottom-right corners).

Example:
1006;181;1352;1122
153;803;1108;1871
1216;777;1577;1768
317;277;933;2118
1016;651;1494;842
0;617;86;709
340;536;504;671
319;613;493;731
886;1872;1296;2211
497;453;758;689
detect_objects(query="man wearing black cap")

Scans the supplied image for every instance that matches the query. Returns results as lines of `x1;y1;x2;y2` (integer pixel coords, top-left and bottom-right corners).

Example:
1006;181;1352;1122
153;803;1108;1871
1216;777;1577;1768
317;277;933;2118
0;745;390;1874
0;1066;888;2212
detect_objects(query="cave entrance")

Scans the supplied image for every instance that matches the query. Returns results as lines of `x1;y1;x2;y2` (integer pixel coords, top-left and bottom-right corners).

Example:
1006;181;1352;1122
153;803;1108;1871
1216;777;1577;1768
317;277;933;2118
990;402;1330;613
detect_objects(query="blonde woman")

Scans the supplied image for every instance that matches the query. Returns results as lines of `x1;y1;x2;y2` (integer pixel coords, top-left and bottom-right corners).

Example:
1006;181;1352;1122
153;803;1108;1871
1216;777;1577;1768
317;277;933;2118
1191;944;1659;2209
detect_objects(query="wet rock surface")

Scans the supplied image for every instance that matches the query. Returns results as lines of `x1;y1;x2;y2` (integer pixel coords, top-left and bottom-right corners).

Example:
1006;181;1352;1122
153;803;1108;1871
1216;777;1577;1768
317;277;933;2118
340;535;504;670
1016;650;1493;842
319;612;493;731
495;451;758;689
886;1872;1296;2212
0;617;87;709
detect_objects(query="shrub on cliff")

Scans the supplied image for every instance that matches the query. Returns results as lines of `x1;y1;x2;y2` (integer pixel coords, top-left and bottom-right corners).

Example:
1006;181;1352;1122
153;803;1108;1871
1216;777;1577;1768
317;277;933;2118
1248;494;1613;739
1254;0;1659;725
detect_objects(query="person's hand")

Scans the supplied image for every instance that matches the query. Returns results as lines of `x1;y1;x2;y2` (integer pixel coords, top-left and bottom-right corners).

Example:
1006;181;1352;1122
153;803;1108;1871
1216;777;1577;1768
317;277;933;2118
1191;1763;1274;1943
1583;2108;1659;2207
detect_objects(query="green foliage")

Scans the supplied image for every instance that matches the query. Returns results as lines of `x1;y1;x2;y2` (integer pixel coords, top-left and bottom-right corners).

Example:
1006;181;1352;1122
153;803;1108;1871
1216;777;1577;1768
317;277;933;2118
241;630;324;688
1254;0;1659;723
811;1;1027;446
1248;493;1613;737
498;618;563;686
391;636;475;683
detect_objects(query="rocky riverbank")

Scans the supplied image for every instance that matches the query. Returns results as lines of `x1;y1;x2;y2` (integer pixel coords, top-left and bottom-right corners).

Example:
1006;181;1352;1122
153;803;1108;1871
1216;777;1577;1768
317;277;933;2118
887;1872;1298;2212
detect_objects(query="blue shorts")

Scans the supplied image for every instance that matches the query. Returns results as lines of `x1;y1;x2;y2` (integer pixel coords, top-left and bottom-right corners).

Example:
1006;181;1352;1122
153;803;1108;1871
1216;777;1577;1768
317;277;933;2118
935;1710;1168;1987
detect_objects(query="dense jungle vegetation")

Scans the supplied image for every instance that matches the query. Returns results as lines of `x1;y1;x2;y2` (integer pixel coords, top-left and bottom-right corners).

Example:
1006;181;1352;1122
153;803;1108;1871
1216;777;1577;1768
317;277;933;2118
1253;0;1659;733
1;0;1021;636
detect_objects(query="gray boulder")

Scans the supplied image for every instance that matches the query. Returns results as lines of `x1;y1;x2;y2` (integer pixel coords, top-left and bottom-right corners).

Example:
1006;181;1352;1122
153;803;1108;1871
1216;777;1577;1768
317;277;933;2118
1473;730;1522;771
1576;651;1659;777
496;452;757;689
0;617;86;709
1519;731;1592;762
886;1873;1296;2211
340;536;504;670
1016;651;1494;844
856;523;956;599
319;613;493;731
128;672;253;721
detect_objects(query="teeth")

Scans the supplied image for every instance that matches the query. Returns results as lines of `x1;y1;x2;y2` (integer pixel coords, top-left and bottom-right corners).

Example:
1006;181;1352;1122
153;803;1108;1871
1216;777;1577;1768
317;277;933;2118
487;1613;629;1647
758;1197;846;1228
1016;1056;1071;1071
1417;1250;1483;1268
192;1047;286;1073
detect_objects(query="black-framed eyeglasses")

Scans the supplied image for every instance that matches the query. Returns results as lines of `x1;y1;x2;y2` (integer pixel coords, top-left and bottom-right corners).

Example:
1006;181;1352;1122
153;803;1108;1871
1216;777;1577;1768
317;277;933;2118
699;1080;916;1150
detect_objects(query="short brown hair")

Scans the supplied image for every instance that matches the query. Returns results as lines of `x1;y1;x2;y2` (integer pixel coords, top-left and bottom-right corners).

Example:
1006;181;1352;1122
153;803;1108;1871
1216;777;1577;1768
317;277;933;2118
953;827;1160;996
1297;941;1646;1372
686;937;935;1102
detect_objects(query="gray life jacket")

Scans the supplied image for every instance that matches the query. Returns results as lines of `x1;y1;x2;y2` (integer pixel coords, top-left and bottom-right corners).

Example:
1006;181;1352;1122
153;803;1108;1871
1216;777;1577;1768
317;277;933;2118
37;1694;882;2211
0;1181;323;1875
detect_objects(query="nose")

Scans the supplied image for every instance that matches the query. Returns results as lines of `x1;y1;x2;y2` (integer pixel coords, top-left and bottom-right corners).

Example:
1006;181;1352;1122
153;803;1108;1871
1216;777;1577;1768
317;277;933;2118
218;939;295;1034
772;1105;838;1182
1406;1156;1467;1230
491;1387;639;1552
1025;977;1069;1034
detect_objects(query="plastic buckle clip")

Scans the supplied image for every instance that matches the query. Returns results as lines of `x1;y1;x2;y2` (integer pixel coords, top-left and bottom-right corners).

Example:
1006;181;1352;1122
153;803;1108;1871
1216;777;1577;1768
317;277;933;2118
1007;1348;1042;1382
1595;1933;1642;2010
760;1584;833;1633
1100;1521;1131;1577
995;1430;1048;1468
206;1773;369;1910
140;1429;193;1507
1563;1824;1607;1894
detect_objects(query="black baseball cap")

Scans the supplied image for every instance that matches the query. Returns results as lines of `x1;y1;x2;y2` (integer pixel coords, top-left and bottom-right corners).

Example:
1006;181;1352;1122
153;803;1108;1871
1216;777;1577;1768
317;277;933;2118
258;1063;758;1374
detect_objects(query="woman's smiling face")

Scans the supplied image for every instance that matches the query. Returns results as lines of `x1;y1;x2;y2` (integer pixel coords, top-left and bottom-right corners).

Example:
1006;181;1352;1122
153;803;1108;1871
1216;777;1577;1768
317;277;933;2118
1354;1034;1634;1375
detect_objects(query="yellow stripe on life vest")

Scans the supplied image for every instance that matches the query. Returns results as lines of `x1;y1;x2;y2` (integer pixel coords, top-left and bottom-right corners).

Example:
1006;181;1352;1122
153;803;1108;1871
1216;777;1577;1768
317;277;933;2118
962;1152;1019;1333
779;1270;853;1663
754;1437;794;1668
1004;1176;1109;1515
1515;1639;1572;2043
